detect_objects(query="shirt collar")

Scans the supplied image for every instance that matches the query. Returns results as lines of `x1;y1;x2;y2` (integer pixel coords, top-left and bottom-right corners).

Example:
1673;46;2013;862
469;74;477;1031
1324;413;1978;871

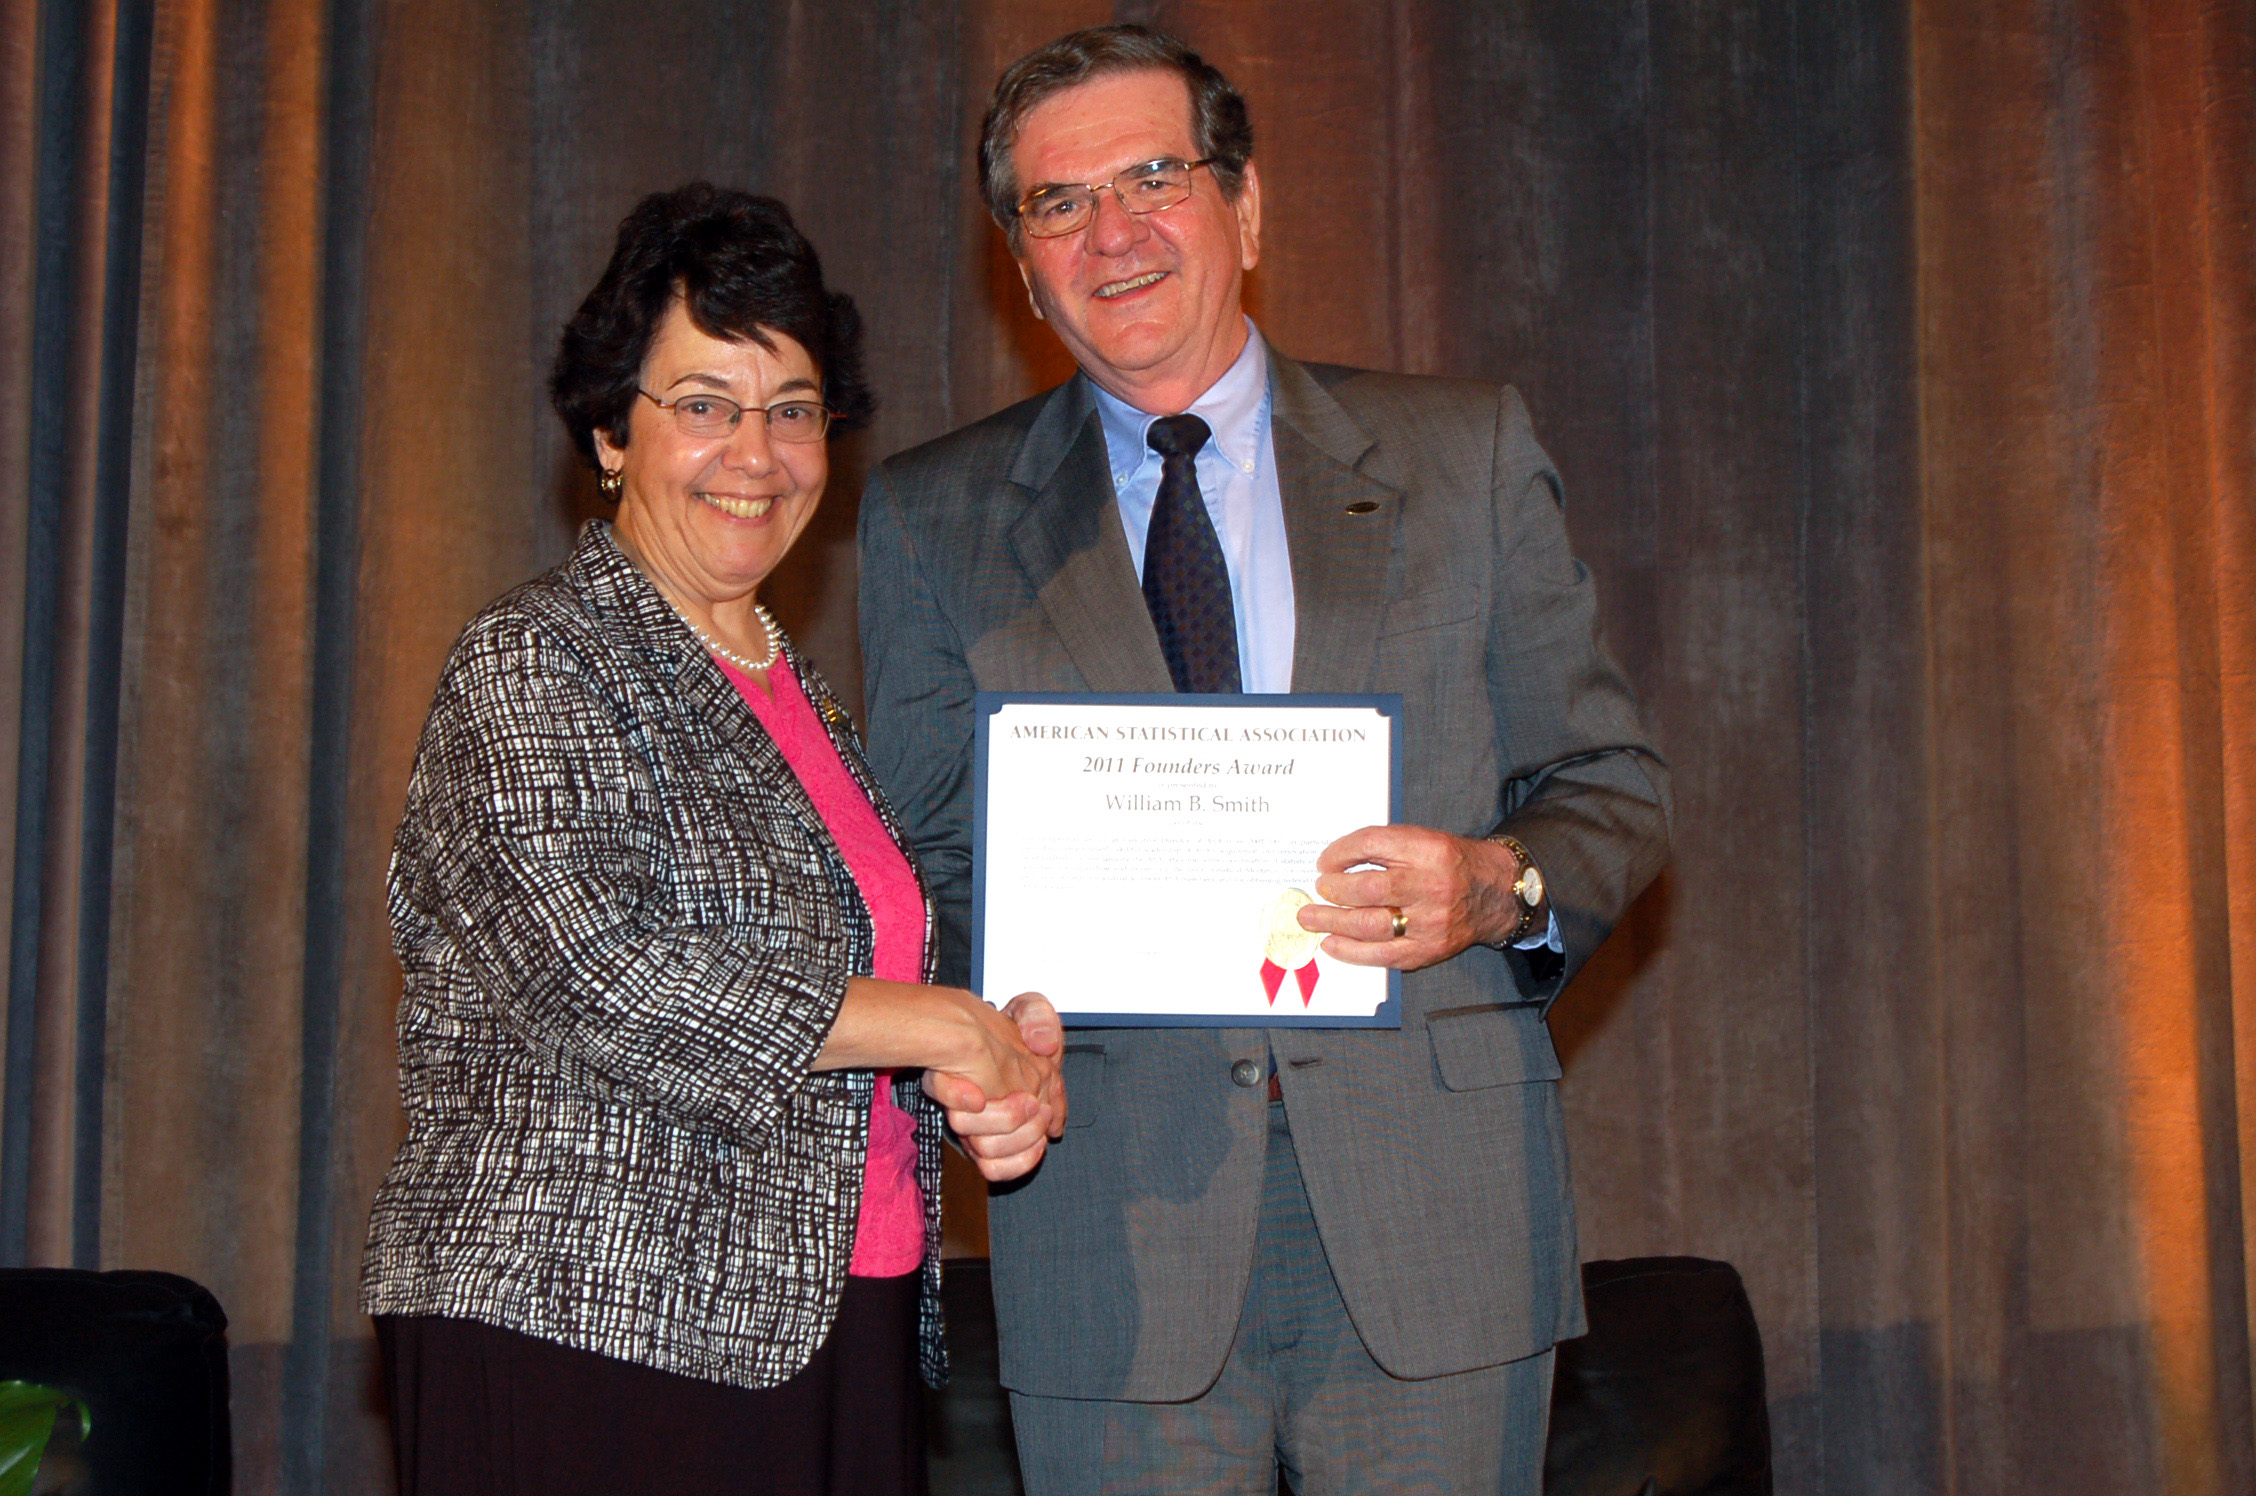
1092;318;1270;486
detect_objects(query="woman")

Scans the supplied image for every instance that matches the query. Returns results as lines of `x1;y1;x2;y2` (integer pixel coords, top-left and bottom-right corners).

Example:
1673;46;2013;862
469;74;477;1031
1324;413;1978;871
361;183;1062;1495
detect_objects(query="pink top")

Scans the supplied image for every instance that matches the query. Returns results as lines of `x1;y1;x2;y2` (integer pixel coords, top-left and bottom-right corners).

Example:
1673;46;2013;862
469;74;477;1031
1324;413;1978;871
718;653;926;1278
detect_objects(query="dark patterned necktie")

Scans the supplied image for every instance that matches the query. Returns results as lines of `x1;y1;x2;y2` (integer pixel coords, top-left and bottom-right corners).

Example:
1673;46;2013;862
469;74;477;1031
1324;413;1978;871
1140;413;1241;694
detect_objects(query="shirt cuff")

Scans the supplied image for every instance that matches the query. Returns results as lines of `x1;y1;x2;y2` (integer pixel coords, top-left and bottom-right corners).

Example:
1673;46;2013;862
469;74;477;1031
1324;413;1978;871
1513;909;1563;953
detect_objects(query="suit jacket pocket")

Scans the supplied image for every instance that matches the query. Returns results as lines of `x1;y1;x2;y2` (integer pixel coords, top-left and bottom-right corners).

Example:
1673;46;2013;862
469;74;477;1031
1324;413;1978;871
1060;1043;1106;1128
1379;585;1482;637
1427;1004;1562;1092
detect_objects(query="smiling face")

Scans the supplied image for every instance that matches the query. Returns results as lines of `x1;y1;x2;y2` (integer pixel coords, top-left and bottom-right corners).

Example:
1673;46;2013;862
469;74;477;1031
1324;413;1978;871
1009;68;1261;413
596;301;827;618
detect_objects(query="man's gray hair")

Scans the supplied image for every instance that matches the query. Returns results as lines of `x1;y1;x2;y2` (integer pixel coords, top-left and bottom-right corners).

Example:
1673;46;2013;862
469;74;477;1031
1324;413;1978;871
979;24;1254;253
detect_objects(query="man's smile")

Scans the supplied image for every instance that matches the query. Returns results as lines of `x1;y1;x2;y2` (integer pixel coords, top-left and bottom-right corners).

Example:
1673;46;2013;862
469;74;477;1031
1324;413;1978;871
1094;270;1168;298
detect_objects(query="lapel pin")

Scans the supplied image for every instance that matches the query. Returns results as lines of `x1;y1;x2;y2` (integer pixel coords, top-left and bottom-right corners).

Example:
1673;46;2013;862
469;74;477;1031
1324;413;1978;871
1343;500;1381;515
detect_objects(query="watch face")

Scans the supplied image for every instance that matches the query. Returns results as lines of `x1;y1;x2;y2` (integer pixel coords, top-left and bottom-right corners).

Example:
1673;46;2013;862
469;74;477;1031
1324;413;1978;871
1519;863;1545;908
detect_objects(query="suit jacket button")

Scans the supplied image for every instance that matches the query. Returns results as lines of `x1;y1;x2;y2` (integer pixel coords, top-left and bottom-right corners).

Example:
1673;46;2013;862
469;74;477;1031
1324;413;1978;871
1230;1059;1264;1089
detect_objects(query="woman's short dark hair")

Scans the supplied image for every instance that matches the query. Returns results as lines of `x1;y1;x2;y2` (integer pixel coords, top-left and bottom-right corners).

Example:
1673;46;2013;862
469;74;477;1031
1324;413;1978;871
979;25;1253;254
550;184;873;469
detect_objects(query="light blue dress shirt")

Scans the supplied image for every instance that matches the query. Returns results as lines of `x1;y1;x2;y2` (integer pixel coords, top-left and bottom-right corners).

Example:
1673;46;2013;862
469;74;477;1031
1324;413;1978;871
1091;320;1560;953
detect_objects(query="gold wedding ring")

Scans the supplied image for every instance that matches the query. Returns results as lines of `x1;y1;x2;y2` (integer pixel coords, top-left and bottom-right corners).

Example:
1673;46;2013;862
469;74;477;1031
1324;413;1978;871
1387;906;1409;940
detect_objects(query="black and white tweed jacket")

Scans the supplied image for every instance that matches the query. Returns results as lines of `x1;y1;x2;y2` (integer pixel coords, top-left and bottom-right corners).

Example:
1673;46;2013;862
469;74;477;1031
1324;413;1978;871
360;520;946;1390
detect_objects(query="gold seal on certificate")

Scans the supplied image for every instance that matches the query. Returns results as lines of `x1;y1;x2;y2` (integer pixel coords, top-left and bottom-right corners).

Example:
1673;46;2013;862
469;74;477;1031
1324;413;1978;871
1259;888;1322;1007
973;693;1402;1027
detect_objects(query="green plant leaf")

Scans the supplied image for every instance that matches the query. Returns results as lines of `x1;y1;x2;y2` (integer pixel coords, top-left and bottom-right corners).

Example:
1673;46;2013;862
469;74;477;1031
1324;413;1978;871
0;1403;59;1496
0;1382;90;1496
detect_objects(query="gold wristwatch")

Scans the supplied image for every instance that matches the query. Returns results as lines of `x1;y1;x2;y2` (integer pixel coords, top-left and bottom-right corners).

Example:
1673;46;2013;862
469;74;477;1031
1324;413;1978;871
1491;834;1546;945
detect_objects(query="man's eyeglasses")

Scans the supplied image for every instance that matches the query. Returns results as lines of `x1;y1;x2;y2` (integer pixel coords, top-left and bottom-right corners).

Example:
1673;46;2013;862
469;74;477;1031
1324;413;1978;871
638;388;832;443
1015;157;1217;240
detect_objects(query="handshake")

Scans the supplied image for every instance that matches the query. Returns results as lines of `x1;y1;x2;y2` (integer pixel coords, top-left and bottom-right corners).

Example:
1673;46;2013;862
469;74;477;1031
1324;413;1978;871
919;992;1068;1182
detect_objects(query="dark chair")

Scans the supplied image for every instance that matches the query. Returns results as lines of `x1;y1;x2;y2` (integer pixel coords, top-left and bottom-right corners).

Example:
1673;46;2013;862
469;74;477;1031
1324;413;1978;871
1544;1256;1772;1496
0;1268;231;1495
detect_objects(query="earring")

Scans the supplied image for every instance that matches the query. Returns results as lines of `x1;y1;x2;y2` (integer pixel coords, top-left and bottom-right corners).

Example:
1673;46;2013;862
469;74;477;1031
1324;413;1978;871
598;466;623;498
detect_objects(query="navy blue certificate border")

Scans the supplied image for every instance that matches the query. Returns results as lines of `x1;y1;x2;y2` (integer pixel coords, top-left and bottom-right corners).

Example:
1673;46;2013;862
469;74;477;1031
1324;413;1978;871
973;691;1404;1029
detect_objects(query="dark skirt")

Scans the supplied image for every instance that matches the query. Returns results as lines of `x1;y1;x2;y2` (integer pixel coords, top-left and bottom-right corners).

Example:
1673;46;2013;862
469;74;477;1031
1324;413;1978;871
376;1273;928;1496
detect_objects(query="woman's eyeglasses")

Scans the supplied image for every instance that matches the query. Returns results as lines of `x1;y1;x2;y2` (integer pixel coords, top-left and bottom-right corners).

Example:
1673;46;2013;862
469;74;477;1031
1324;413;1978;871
638;389;832;443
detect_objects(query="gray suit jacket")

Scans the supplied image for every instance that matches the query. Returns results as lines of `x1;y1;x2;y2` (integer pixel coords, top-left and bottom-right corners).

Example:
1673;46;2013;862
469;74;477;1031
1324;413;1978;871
859;350;1668;1399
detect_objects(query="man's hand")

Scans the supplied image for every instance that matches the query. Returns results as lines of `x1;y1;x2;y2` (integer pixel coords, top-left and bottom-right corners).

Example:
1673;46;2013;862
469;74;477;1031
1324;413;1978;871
1295;825;1527;970
922;993;1068;1181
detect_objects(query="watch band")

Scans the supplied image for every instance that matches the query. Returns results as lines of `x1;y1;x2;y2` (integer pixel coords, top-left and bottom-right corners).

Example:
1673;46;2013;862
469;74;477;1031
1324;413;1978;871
1490;834;1542;945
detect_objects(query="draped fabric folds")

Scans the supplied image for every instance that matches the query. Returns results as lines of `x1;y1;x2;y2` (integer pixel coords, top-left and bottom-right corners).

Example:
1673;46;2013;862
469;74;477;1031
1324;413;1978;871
1;0;2248;1491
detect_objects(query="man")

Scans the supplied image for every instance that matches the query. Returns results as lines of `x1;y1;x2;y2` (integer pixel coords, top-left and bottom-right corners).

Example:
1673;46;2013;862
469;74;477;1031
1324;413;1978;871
859;24;1669;1493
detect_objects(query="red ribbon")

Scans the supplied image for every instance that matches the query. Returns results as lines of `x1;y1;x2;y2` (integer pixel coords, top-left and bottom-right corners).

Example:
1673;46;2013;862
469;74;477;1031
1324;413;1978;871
1260;959;1321;1006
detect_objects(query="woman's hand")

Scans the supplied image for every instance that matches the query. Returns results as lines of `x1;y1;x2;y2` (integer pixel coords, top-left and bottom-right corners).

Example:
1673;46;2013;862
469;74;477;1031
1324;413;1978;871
817;979;1065;1181
922;994;1067;1182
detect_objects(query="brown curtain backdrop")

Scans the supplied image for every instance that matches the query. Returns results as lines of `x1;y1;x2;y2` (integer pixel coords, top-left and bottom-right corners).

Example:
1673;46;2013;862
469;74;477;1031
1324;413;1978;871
1;0;2248;1491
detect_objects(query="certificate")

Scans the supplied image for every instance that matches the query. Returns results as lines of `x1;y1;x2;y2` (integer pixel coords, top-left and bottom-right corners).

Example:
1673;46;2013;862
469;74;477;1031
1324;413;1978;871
973;693;1403;1028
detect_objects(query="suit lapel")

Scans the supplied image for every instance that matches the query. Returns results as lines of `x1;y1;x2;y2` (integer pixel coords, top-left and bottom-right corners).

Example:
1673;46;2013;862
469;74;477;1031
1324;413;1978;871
572;527;841;860
1270;354;1396;694
673;650;842;854
1008;377;1176;693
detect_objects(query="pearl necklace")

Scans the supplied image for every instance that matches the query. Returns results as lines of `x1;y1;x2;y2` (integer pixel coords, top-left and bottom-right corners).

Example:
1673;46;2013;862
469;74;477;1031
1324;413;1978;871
684;603;779;673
